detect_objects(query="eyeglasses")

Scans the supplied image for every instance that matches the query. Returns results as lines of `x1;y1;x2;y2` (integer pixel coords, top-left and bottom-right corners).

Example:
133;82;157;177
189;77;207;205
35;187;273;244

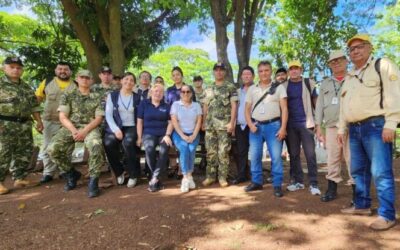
347;42;369;53
181;90;191;94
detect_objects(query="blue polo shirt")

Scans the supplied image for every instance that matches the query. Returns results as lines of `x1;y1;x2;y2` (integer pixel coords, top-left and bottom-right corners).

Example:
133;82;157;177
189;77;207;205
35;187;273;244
137;99;170;136
287;80;306;128
165;84;196;105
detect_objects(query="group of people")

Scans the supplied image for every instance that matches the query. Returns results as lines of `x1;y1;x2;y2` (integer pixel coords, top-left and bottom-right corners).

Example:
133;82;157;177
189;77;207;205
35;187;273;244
0;33;399;231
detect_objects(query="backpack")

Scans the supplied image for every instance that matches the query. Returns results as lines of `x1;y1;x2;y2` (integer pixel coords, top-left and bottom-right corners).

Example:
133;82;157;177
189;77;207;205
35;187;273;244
374;58;383;109
304;78;316;110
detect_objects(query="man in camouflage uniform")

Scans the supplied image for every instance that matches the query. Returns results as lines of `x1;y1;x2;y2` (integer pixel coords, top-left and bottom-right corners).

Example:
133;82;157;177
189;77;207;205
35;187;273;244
0;57;43;195
48;69;105;198
91;66;119;108
35;61;76;183
193;75;207;169
202;63;238;187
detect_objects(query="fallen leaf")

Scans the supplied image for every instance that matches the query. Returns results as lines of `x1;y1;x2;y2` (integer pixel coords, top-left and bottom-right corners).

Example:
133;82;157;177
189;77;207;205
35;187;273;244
230;223;244;231
42;205;51;210
85;213;93;218
181;214;185;220
138;242;150;246
160;225;171;229
139;215;148;220
18;203;26;210
94;209;105;215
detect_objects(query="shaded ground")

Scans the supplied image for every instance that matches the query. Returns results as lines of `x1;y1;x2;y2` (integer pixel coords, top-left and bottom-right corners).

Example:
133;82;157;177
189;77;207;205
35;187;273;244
1;159;399;250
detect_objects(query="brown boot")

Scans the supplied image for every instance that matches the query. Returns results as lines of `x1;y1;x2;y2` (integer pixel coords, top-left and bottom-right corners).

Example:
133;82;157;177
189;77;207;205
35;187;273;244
369;216;396;231
0;182;9;195
202;178;215;187
14;177;39;188
341;206;372;216
218;178;229;188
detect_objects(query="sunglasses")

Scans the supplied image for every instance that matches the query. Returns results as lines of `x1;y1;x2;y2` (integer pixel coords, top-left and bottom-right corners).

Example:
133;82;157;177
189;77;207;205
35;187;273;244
181;90;191;94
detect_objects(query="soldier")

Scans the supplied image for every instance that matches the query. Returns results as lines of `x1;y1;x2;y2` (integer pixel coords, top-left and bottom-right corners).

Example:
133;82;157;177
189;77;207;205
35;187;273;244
48;69;105;198
0;57;43;194
202;63;238;187
315;50;354;203
91;66;119;107
193;75;205;104
35;62;76;183
338;34;400;230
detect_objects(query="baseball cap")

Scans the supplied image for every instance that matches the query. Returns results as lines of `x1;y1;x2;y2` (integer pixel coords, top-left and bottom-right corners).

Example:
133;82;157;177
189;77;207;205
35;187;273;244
100;66;112;73
3;56;23;66
77;69;93;78
347;34;371;46
328;50;346;62
213;62;226;70
288;60;302;69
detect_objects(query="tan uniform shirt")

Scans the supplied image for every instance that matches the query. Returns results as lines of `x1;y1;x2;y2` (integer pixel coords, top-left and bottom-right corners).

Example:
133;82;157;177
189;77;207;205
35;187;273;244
315;77;343;128
338;56;400;134
246;83;287;121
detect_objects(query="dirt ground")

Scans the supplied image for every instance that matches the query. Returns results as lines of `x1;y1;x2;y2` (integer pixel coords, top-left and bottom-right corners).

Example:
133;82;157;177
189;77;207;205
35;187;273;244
1;158;399;250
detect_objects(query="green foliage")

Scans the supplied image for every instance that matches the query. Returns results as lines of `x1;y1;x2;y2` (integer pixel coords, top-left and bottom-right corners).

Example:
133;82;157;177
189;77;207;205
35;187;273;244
374;2;400;65
135;46;215;86
258;0;357;77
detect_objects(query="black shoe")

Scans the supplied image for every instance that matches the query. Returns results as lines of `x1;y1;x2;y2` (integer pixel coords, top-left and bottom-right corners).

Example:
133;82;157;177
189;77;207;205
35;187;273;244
350;184;356;206
40;175;53;184
232;177;247;185
321;180;337;202
244;183;263;192
148;180;163;192
88;177;100;198
72;169;82;181
64;171;77;191
273;186;283;198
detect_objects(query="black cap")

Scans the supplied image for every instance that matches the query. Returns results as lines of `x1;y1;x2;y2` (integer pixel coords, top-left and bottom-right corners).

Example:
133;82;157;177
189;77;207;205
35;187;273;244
100;66;112;73
3;56;23;66
213;62;226;70
275;67;287;75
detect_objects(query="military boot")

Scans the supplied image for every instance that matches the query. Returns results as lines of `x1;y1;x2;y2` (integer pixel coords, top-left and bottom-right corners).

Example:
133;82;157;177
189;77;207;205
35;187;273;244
14;176;40;188
202;178;215;187
88;177;100;198
64;170;78;191
0;182;9;195
321;180;337;202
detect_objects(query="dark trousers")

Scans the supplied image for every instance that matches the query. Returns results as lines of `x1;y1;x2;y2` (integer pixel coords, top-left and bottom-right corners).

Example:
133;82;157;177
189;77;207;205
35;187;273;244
142;134;169;180
235;125;249;180
287;126;318;185
103;126;140;178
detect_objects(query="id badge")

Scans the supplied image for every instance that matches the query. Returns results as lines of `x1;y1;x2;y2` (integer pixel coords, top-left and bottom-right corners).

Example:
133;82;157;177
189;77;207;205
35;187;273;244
331;97;338;105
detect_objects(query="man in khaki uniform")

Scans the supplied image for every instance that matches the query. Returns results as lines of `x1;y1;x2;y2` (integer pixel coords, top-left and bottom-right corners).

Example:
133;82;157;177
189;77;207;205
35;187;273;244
202;63;238;187
338;34;400;230
315;51;354;203
35;62;76;183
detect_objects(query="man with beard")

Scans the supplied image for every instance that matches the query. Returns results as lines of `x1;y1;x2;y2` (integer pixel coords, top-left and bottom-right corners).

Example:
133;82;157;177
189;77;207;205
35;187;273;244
35;62;76;183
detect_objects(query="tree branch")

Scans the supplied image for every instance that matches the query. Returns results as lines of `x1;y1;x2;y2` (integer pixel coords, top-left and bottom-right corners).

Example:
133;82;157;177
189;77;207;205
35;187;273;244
94;0;111;49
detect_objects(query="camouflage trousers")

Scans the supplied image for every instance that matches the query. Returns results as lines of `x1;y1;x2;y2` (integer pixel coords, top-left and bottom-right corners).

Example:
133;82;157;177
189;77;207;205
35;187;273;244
48;127;105;178
0;120;33;181
205;129;231;180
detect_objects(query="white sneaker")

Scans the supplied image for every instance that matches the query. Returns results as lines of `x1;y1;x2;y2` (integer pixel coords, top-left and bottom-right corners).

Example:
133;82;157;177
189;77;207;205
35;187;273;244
180;178;189;193
127;178;137;188
286;182;305;192
309;185;321;195
188;176;196;189
117;174;125;185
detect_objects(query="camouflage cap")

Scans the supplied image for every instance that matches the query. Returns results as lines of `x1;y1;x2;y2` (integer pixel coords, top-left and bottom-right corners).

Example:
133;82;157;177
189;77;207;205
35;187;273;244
3;56;23;66
213;62;226;70
77;69;93;78
100;66;112;73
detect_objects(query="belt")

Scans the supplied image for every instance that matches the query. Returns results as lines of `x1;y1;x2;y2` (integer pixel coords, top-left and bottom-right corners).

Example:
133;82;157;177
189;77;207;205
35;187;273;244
0;114;30;123
349;116;384;126
253;117;280;125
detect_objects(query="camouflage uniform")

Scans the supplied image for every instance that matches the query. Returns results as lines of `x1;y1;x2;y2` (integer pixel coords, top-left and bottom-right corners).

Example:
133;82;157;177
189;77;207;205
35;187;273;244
91;83;119;108
203;81;238;180
48;88;105;178
0;76;41;181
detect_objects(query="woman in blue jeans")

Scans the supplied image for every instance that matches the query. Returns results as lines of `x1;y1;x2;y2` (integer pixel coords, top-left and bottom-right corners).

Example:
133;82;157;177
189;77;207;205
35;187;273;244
170;85;202;192
137;84;173;192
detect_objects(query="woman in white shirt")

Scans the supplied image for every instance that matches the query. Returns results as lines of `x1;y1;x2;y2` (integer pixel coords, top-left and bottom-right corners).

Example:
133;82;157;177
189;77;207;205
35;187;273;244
104;72;140;188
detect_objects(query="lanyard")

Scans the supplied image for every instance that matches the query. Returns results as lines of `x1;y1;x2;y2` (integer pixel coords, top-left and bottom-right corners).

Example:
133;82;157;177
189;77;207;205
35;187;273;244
119;94;132;111
331;79;343;97
354;62;370;85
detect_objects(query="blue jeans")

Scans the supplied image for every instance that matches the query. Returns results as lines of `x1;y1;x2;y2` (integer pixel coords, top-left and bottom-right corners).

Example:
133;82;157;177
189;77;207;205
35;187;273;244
249;120;283;187
172;132;200;175
349;117;396;221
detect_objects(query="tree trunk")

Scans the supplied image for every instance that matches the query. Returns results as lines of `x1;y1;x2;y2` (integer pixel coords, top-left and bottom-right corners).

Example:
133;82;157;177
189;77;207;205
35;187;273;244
60;0;103;79
108;0;125;75
210;0;235;84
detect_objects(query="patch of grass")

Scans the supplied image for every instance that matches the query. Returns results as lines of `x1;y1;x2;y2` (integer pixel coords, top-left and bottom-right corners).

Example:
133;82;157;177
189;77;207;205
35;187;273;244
254;222;279;232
